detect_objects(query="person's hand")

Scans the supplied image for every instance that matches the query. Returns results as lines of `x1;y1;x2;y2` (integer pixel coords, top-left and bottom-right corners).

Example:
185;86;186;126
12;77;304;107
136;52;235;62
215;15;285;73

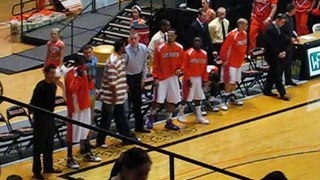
307;9;312;14
175;69;182;76
112;95;117;104
153;79;159;87
203;81;211;92
186;80;192;88
222;61;228;67
278;51;286;59
292;38;299;43
263;17;271;25
141;79;145;87
76;67;84;77
212;51;218;56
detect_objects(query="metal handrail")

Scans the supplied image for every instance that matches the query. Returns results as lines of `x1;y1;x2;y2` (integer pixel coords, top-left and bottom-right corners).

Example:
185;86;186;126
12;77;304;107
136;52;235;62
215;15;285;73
0;95;252;180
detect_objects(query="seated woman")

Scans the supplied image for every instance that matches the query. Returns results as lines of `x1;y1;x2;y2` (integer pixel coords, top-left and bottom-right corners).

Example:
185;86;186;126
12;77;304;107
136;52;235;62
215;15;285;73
130;5;146;26
109;147;152;180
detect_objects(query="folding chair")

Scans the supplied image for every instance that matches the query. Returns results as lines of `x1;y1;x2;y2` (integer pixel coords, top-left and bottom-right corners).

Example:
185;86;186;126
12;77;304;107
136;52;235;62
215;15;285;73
54;96;67;147
0;113;21;155
237;54;264;97
250;47;269;82
6;106;33;149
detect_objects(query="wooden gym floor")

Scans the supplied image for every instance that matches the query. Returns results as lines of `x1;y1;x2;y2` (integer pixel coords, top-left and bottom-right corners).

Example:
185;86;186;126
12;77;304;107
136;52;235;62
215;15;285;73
1;77;320;179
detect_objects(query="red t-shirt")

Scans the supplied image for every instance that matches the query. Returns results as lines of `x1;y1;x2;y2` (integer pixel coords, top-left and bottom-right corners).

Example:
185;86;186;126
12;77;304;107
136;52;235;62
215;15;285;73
220;29;247;68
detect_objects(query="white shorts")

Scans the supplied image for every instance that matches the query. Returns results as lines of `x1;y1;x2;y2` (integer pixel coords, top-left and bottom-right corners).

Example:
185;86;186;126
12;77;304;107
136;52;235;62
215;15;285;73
155;76;181;104
187;76;205;102
72;108;91;143
221;66;241;84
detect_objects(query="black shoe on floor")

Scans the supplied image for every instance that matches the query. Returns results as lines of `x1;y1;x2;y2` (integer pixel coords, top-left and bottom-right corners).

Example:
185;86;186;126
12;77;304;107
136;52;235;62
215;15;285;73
44;168;62;174
135;128;151;133
34;174;45;180
263;91;278;97
122;136;141;145
286;82;298;86
280;95;290;101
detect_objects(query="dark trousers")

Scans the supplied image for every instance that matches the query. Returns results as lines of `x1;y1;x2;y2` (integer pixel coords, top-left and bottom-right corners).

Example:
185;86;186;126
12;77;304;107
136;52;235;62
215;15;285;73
213;43;223;55
127;73;144;130
264;59;286;97
32;114;55;175
96;102;132;145
284;44;294;83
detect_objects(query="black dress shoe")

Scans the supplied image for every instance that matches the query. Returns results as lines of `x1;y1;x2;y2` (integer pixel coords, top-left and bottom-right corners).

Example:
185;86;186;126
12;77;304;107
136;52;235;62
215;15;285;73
263;91;278;97
280;95;290;101
44;169;62;174
286;82;298;86
135;128;151;133
34;174;45;179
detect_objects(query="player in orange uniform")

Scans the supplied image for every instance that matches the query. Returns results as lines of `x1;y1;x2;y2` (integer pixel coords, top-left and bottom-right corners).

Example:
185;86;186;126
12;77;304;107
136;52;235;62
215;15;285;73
147;29;183;131
65;56;101;169
177;37;210;124
294;0;316;35
220;18;248;111
249;0;278;51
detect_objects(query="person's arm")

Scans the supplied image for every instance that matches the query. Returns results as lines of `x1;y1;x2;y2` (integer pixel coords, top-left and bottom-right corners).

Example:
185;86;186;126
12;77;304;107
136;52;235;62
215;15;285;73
264;3;277;25
309;0;317;13
106;62;118;104
220;32;234;66
251;1;256;19
29;83;41;114
59;42;65;67
152;45;161;80
141;47;149;86
202;54;209;82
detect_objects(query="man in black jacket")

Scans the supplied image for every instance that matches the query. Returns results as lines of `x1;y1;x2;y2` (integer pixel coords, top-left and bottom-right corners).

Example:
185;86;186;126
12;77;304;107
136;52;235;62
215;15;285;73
282;3;298;86
263;13;291;101
189;8;216;65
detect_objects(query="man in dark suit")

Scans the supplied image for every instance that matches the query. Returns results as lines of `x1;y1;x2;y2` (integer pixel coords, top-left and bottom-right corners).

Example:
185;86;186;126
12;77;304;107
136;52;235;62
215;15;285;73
263;13;291;101
282;3;298;86
188;8;216;65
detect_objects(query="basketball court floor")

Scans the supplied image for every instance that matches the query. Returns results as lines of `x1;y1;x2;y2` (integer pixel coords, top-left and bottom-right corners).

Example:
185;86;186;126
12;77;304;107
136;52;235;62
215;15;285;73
1;76;320;179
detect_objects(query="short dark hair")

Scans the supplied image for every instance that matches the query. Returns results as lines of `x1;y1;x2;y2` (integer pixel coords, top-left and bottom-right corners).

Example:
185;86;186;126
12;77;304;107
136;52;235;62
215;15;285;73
286;3;295;12
110;147;152;178
275;13;286;20
82;44;92;52
74;54;86;66
159;19;170;27
114;39;125;52
43;64;56;74
6;175;23;180
262;171;288;180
